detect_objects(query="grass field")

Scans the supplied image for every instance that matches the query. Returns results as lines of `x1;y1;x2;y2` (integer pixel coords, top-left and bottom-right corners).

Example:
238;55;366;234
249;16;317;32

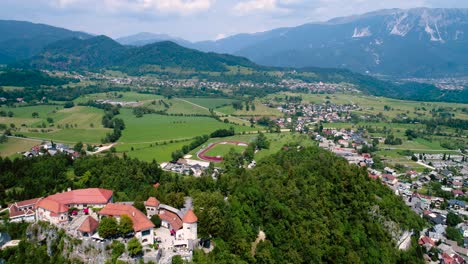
0;138;38;157
116;140;189;162
0;105;111;144
217;100;282;117
203;143;247;157
189;132;315;163
74;92;163;104
182;98;236;109
118;109;255;144
166;99;212;115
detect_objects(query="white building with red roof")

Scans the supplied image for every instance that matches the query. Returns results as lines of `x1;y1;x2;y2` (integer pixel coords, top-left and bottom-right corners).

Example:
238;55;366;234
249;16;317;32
98;203;154;245
36;188;113;225
8;197;43;222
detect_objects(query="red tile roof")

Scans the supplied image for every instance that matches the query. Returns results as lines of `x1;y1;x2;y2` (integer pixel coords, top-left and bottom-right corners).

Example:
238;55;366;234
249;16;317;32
78;216;99;234
12;197;43;208
159;209;183;230
8;197;43;218
182;209;198;223
145;197;160;207
37;188;113;214
418;236;435;246
99;203;154;232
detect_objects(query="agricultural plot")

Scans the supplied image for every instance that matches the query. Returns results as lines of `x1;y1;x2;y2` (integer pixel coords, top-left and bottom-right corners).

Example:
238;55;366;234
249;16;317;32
0;137;38;157
182;97;236;109
118;109;255;144
217;100;282;117
0;105;110;144
74;92;163;104
116;140;189;162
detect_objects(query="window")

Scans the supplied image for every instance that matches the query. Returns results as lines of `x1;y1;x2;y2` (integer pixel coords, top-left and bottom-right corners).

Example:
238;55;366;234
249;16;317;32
142;230;150;236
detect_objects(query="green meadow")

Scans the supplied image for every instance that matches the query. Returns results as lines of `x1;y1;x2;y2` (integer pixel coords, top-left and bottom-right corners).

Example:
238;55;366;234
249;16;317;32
118;108;255;144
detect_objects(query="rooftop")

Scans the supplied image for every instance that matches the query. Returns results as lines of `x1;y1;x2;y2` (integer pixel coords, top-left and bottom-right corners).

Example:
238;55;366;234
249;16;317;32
99;203;154;232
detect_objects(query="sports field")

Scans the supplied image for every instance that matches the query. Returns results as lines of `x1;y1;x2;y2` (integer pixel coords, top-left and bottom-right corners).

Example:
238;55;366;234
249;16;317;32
198;141;248;162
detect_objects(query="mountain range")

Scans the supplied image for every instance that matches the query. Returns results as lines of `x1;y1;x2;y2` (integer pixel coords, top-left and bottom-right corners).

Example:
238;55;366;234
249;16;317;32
2;8;468;78
0;20;91;64
116;32;191;47
21;35;468;103
25;35;258;73
191;8;468;77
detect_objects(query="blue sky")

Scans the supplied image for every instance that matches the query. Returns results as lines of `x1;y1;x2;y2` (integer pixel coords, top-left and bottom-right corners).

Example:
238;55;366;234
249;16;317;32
1;0;467;41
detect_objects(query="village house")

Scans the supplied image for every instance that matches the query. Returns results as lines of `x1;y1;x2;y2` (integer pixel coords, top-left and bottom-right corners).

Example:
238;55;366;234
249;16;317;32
8;197;43;222
98;203;155;245
36;188;113;225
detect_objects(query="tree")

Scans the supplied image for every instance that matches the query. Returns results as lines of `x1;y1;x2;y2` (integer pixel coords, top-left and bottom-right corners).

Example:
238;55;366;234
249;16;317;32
133;201;147;215
111;240;125;261
73;141;84;152
150;215;161;228
446;226;463;246
127;237;142;257
98;217;119;239
447;212;463;227
172;255;183;264
255;132;270;150
31;112;39;118
119;214;134;236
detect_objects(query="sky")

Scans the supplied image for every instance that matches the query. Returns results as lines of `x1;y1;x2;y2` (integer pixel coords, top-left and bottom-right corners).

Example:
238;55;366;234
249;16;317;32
1;0;468;41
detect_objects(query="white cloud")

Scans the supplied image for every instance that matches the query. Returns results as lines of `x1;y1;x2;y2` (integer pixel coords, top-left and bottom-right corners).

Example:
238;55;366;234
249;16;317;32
233;0;282;15
52;0;214;15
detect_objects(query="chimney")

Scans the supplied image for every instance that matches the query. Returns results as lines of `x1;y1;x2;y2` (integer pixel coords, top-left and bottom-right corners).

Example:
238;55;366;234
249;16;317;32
67;187;71;192
132;211;135;217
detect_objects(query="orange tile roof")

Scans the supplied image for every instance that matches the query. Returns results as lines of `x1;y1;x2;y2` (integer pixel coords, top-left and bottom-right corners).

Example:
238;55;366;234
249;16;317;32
8;197;43;218
37;188;113;214
144;197;160;207
12;197;43;208
182;209;198;223
159;209;183;230
78;216;99;234
99;203;154;232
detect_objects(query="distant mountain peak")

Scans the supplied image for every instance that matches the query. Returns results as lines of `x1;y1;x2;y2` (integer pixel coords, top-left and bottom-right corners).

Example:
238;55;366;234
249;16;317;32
116;32;191;47
190;7;468;77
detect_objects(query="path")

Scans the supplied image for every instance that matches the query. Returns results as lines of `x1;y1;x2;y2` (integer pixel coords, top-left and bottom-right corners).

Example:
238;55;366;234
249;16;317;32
251;230;266;256
87;143;116;155
416;161;435;170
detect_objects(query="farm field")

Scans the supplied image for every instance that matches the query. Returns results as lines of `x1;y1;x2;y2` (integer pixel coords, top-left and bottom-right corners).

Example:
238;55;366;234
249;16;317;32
182;97;236;109
217;100;282;117
0;137;38;157
0;105;110;144
118;109;255;144
74;92;163;104
116;140;189;162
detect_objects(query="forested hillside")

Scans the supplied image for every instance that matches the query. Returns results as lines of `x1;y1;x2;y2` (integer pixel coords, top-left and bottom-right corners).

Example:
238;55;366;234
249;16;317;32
0;20;91;64
0;146;425;263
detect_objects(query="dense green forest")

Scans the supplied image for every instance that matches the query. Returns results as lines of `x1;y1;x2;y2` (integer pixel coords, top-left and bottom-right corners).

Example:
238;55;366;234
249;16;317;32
0;146;425;263
0;69;76;87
